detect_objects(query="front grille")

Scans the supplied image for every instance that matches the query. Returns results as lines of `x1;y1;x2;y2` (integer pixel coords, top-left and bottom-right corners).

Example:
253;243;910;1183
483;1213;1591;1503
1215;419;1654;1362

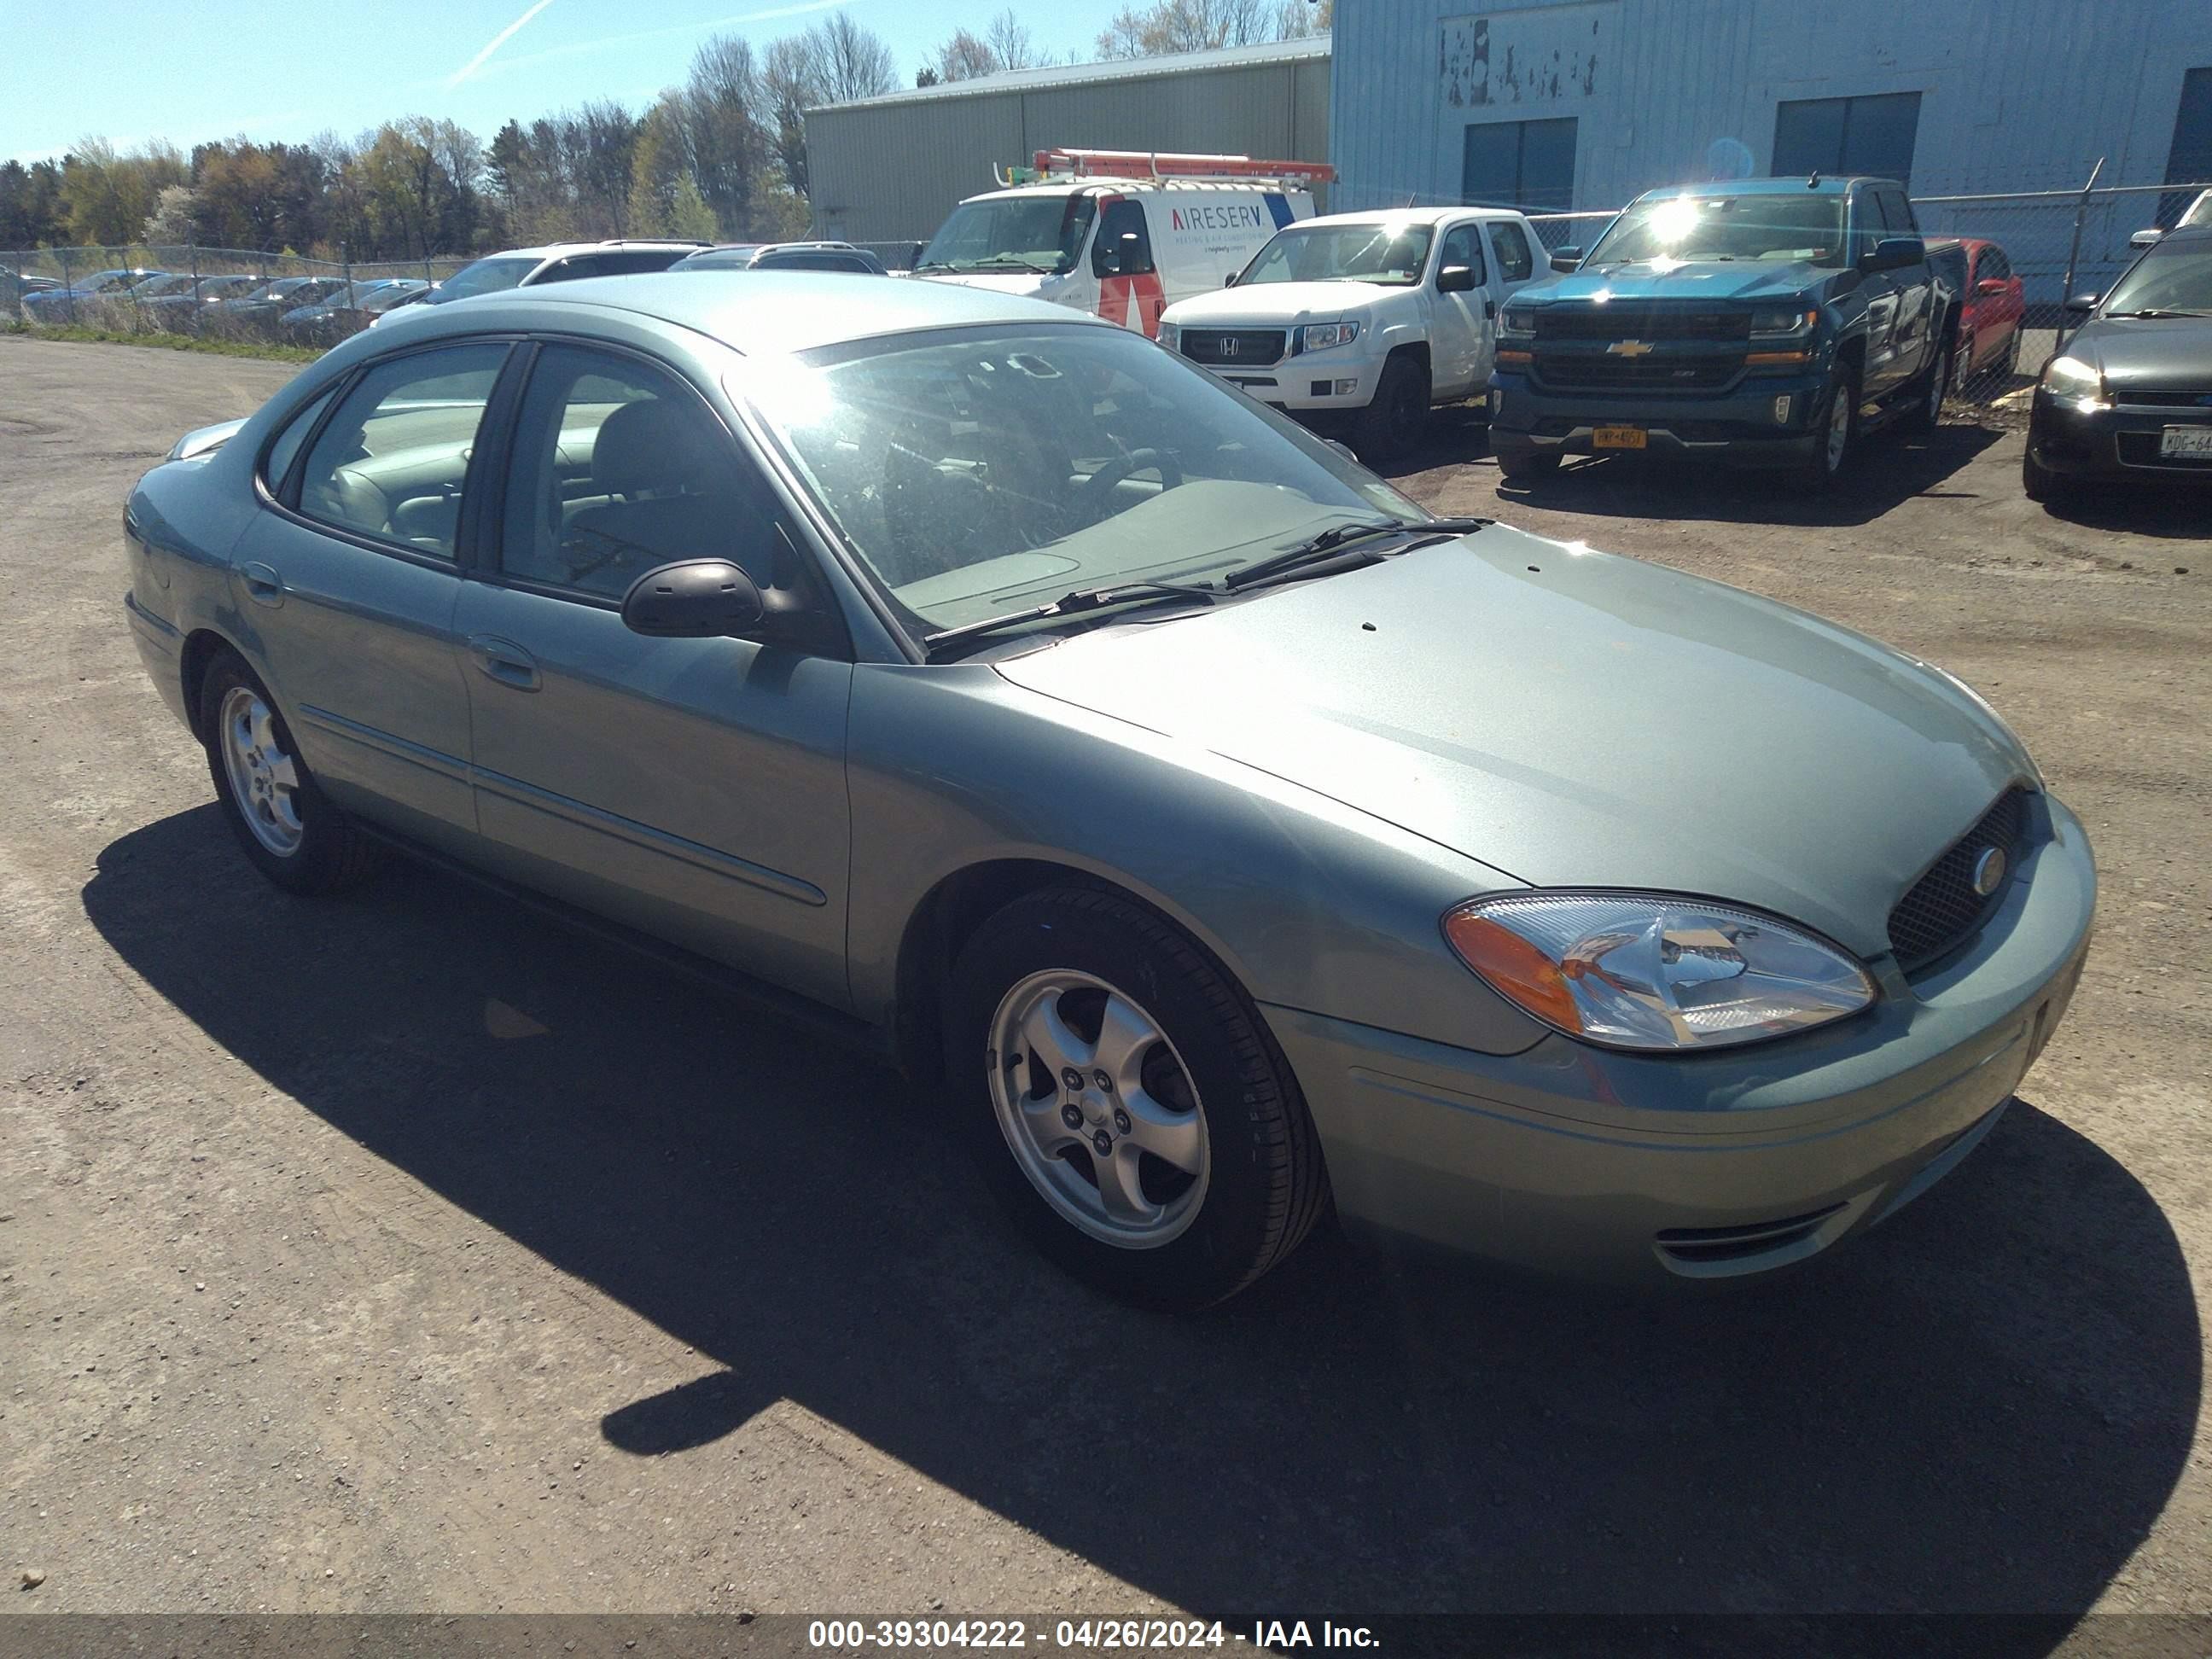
2117;430;2212;469
1534;353;1743;390
2116;389;2212;409
1534;307;1753;342
1888;789;2031;972
1180;329;1285;366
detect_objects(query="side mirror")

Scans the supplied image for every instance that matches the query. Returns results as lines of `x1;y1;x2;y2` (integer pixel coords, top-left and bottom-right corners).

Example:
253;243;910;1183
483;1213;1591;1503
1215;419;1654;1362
2129;228;2163;249
2064;292;2100;318
1976;276;2007;296
621;559;766;638
1860;236;1925;274
1549;245;1582;273
1223;270;1239;287
1323;438;1360;465
1436;264;1478;294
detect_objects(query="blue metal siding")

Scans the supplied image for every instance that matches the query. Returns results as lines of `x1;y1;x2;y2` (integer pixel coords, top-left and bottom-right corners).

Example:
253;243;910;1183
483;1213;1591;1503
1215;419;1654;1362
1334;0;2212;211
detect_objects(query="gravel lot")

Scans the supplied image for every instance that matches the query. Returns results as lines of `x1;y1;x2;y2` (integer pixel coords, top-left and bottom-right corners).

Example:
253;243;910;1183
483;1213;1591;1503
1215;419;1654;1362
3;335;2208;1624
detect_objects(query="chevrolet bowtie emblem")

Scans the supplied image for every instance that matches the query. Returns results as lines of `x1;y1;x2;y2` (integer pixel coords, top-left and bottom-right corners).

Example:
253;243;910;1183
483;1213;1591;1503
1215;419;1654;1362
1606;340;1655;357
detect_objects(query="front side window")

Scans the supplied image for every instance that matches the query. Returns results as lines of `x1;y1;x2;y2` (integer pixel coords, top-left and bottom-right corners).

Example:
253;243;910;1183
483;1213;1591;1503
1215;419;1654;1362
500;345;790;600
1239;221;1435;288
1487;219;1536;282
295;343;509;560
1437;224;1486;286
1092;201;1155;276
742;324;1419;643
916;195;1097;276
1585;192;1850;269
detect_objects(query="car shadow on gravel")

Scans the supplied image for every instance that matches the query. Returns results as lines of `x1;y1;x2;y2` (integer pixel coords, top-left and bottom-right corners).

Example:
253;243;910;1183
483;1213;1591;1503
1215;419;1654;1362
85;806;2199;1627
1382;417;2005;530
2029;484;2212;543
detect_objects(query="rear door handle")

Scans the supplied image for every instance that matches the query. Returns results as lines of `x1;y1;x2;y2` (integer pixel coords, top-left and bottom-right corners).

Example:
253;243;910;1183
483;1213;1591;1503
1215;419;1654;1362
467;634;540;692
240;562;285;607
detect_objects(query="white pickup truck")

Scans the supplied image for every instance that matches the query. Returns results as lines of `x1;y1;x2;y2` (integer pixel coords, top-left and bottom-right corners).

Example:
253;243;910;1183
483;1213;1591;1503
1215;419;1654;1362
1157;205;1548;462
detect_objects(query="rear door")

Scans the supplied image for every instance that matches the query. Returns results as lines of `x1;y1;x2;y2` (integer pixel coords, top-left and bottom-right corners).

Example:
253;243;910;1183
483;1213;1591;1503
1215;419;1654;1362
230;340;513;850
452;340;855;1007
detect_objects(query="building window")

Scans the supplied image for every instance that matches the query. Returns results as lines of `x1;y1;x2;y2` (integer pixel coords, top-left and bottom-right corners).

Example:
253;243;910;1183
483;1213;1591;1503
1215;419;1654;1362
2160;67;2212;227
1773;92;1923;188
1462;119;1578;212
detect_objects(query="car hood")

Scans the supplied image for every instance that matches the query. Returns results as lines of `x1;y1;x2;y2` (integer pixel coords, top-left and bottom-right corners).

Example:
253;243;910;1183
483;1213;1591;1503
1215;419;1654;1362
915;271;1054;299
1165;281;1394;324
1532;260;1834;305
2071;317;2212;390
992;526;2033;959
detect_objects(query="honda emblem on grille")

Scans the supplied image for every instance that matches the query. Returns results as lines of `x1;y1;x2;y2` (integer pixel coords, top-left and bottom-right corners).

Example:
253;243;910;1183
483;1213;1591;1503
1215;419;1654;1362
1970;846;2008;897
1607;341;1655;357
1219;337;1240;358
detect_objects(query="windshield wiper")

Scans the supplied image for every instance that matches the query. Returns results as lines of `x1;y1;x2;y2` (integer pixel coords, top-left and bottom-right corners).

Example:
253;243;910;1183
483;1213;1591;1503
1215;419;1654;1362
1221;517;1490;592
923;581;1218;659
2105;308;2211;318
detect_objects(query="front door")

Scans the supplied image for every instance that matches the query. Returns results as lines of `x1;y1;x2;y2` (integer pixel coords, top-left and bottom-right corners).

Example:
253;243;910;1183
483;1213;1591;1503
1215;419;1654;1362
454;341;854;1010
1429;221;1492;397
231;340;512;849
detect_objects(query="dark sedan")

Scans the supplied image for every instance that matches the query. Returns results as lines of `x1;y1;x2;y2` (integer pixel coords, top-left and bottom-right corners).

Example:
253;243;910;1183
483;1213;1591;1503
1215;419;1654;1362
278;279;431;346
2026;225;2212;499
140;274;269;323
218;276;350;334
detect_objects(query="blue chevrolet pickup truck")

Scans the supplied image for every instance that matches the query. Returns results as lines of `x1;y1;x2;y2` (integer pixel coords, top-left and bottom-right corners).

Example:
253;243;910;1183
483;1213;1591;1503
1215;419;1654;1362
1489;175;1965;490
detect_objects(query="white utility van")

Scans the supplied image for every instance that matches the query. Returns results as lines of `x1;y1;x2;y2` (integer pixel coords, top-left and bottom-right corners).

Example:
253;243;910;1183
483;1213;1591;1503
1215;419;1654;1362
914;149;1326;337
1157;205;1549;462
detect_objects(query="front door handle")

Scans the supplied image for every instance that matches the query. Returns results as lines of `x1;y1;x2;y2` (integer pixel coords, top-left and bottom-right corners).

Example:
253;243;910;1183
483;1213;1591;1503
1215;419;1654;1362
467;634;540;692
1484;298;1497;319
240;562;285;608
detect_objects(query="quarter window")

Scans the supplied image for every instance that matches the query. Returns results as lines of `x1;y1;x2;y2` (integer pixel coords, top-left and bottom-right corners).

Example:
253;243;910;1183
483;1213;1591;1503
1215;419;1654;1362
261;387;335;495
294;343;509;560
498;344;789;601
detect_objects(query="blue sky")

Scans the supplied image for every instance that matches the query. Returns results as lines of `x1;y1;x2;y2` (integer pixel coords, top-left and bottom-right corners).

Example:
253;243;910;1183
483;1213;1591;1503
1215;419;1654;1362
1;0;1132;164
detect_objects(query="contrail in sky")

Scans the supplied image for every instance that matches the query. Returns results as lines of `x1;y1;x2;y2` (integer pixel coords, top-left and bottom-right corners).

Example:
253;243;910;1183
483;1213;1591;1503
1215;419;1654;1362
449;0;559;88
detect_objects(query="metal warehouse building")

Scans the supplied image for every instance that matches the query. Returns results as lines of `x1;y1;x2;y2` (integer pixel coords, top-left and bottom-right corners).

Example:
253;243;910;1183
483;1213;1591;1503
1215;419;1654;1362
805;38;1333;246
1330;1;2212;213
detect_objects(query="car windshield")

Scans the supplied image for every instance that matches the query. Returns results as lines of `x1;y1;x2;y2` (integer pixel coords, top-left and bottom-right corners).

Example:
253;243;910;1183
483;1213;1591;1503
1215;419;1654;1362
741;324;1422;645
361;282;424;312
1238;222;1435;287
135;276;194;296
2101;240;2212;315
676;246;763;271
917;195;1097;275
428;256;538;300
1586;193;1849;267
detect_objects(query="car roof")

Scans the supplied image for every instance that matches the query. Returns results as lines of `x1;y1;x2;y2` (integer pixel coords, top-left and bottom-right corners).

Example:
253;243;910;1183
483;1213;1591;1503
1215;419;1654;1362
1644;175;1871;199
1294;206;1516;229
401;270;1108;353
479;241;712;261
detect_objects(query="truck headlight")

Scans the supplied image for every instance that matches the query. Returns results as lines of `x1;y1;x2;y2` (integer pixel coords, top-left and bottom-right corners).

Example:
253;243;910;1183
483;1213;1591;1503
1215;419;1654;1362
2040;354;2109;411
1498;306;1538;341
1445;892;1875;1051
1155;319;1181;353
1749;306;1819;337
1301;321;1360;352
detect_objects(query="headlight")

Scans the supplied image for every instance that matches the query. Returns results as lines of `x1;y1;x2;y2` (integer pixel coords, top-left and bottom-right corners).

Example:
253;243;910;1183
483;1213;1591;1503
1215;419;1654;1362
1155;319;1180;352
2040;354;2108;410
1301;321;1360;352
1498;306;1538;340
1444;892;1875;1052
1749;306;1818;337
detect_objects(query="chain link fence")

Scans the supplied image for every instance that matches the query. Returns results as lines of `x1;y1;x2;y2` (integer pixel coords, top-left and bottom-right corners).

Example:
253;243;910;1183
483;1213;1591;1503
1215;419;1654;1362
1527;180;2209;404
2;244;478;346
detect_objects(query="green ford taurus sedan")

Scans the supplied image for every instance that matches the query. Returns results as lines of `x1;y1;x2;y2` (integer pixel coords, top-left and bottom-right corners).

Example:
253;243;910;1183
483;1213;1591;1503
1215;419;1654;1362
122;273;2094;1307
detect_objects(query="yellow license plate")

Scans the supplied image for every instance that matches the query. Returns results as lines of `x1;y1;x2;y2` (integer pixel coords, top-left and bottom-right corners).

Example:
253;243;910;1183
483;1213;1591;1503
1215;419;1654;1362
1593;426;1647;451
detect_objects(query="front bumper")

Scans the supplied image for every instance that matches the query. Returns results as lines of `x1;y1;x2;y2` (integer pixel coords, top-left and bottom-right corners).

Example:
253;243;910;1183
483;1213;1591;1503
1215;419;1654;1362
1489;368;1826;467
1188;352;1385;412
2029;388;2212;481
1265;794;2096;1285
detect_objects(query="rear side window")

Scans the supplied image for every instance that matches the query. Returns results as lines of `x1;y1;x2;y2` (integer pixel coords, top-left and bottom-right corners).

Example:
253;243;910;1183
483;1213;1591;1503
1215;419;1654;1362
262;388;335;495
1981;246;2011;281
295;343;509;560
1487;220;1535;281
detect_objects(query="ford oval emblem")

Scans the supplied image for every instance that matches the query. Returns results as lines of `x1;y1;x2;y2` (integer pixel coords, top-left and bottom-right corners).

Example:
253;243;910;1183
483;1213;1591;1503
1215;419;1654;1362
1970;846;2008;898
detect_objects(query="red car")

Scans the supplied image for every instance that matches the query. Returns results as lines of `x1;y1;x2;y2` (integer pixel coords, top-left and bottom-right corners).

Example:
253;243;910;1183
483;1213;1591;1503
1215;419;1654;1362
1955;237;2026;386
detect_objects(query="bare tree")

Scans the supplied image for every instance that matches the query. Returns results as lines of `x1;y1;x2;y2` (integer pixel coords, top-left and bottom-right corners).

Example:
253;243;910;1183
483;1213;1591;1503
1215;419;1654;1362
985;9;1043;70
933;28;999;83
1095;0;1323;59
815;14;897;102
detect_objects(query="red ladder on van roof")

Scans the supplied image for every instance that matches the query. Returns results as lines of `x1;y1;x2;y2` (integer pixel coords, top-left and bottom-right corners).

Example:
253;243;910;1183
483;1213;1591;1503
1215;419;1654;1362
1032;148;1336;185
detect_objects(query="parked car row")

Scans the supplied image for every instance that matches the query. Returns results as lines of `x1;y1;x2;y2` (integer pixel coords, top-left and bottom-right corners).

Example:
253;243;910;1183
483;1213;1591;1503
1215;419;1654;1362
16;266;434;344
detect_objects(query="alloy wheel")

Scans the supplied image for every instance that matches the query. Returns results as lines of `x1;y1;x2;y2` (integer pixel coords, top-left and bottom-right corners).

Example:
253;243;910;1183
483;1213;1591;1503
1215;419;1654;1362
218;684;304;857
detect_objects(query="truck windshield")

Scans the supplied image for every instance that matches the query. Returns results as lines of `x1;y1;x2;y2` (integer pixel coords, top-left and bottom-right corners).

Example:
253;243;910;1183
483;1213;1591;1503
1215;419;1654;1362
917;195;1097;275
1238;221;1434;287
1586;194;1849;268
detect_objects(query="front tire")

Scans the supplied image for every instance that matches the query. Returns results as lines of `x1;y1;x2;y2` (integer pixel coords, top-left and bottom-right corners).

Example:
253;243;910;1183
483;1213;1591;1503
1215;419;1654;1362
200;649;382;894
1351;355;1429;466
1796;364;1860;491
947;887;1329;1310
2022;438;2069;505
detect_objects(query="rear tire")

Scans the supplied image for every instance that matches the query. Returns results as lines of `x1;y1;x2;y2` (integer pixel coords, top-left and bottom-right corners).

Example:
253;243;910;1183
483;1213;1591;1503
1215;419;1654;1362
1903;341;1949;434
947;886;1329;1310
199;649;382;895
1352;355;1429;466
